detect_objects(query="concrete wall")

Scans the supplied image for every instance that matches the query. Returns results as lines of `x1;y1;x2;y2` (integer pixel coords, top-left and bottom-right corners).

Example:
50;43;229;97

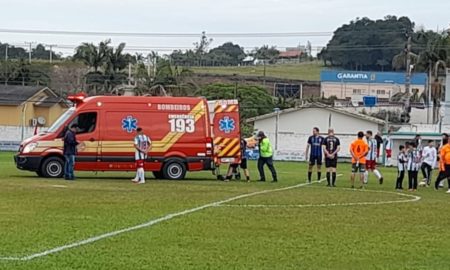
0;125;48;151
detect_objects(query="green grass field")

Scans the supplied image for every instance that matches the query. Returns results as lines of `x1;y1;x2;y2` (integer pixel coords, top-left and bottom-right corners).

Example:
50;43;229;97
191;62;323;81
1;151;449;270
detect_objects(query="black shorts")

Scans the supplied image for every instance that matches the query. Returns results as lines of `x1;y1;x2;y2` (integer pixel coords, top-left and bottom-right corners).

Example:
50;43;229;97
351;163;366;173
309;156;322;166
325;158;338;168
231;158;247;170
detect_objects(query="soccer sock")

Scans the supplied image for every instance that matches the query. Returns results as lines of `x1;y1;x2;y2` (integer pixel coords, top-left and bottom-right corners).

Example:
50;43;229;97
374;169;382;179
308;172;312;181
364;171;369;183
332;172;337;185
326;172;331;185
317;172;321;181
138;168;145;181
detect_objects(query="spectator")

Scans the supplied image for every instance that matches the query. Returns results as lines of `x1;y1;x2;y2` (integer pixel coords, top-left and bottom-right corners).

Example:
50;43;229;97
256;131;277;182
63;124;79;180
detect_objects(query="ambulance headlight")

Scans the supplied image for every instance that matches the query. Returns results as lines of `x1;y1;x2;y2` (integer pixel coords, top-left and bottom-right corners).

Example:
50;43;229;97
22;143;38;153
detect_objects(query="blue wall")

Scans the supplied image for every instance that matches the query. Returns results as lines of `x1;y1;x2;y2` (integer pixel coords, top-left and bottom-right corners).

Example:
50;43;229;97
320;70;427;85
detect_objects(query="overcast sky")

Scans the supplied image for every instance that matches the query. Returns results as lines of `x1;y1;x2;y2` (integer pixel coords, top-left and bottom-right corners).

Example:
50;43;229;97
0;0;449;56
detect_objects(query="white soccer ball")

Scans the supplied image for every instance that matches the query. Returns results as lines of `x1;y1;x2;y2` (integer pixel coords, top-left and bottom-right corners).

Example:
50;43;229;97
418;181;427;187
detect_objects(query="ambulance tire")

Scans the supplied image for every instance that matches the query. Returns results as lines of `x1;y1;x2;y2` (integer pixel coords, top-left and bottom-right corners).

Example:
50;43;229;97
41;156;64;178
162;160;187;180
152;171;164;179
36;170;44;177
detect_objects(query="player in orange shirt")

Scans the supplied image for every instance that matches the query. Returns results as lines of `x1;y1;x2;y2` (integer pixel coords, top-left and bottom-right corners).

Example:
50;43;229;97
437;138;450;193
349;131;369;188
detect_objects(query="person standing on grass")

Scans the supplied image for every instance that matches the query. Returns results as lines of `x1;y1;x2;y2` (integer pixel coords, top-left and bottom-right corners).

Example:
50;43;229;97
375;132;383;162
407;142;421;191
396;145;408;190
384;130;393;167
257;131;277;182
132;127;151;184
438;138;450;194
225;137;250;182
305;127;324;183
437;133;449;188
322;128;340;187
63;124;79;180
420;140;437;186
350;131;369;189
434;137;448;191
364;130;384;185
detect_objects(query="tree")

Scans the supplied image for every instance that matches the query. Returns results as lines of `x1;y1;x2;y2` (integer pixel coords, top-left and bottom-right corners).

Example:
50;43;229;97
196;83;275;135
73;40;111;72
254;45;280;63
319;16;415;70
32;44;60;61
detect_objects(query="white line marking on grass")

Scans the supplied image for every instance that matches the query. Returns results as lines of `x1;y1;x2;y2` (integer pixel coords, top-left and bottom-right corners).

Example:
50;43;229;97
50;185;68;188
218;187;421;208
0;177;332;261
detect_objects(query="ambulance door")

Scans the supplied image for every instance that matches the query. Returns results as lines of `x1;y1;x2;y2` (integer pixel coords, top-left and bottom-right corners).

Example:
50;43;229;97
212;100;241;165
67;111;100;170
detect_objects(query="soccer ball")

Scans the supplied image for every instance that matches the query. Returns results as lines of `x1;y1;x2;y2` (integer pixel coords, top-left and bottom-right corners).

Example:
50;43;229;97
418;181;427;187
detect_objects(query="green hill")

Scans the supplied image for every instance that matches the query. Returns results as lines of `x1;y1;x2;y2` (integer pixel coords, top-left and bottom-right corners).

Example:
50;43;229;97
191;62;323;81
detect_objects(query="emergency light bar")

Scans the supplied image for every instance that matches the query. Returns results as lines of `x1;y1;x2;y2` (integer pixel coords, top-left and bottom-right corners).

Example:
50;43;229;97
67;92;87;106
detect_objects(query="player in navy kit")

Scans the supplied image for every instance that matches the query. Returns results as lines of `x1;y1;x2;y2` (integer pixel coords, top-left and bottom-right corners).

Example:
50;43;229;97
306;127;324;183
322;128;341;187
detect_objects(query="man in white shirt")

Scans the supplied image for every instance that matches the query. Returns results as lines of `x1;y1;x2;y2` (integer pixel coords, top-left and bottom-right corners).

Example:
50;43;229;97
132;127;152;184
420;140;437;186
384;131;393;167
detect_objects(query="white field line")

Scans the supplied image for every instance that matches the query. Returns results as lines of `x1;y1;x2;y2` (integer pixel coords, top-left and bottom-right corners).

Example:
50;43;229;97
0;177;330;261
218;187;421;208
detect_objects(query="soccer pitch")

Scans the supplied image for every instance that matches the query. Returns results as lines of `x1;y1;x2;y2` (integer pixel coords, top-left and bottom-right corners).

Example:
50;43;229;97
0;152;449;270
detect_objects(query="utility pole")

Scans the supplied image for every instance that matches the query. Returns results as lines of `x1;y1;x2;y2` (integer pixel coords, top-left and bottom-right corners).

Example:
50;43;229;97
24;42;35;64
46;44;56;63
404;34;412;114
4;44;8;61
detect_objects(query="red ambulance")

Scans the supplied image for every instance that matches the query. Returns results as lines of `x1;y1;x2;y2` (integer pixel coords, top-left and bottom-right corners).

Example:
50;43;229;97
14;94;241;180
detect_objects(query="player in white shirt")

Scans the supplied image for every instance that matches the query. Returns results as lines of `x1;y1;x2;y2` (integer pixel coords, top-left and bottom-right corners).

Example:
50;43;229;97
384;131;394;167
407;142;421;191
364;131;383;185
395;145;408;190
420;140;437;186
132;127;152;184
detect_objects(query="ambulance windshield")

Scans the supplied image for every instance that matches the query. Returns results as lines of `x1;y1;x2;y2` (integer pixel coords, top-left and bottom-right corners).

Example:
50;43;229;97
47;107;76;133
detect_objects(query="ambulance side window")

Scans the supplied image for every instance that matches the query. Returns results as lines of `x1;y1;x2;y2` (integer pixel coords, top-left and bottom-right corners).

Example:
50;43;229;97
70;112;97;135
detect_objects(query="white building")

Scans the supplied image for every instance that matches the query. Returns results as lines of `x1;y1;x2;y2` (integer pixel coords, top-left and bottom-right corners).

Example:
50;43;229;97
247;103;385;161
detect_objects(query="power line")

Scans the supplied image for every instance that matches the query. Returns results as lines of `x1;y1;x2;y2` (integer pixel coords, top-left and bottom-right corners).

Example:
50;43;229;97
0;28;409;38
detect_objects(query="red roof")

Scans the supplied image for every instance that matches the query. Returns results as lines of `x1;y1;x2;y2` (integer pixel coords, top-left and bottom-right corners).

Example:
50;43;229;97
279;50;302;58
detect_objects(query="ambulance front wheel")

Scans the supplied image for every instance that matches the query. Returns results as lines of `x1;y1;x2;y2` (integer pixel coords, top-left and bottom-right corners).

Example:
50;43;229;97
41;156;64;178
162;160;187;180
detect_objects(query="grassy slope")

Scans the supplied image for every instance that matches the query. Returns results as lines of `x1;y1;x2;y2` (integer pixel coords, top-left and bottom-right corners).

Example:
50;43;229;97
191;62;323;81
0;152;449;269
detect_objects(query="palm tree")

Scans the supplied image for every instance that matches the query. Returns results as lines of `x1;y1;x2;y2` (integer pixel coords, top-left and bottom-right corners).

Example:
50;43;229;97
74;40;111;72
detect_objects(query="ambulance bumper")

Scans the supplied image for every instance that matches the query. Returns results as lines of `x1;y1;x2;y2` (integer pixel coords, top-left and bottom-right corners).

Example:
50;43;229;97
14;155;41;171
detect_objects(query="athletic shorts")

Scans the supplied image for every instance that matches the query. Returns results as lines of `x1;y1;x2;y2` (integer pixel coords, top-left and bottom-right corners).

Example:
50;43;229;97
352;163;366;173
231;158;248;170
386;149;392;158
309;156;322;166
365;160;376;170
135;159;145;168
325;158;338;168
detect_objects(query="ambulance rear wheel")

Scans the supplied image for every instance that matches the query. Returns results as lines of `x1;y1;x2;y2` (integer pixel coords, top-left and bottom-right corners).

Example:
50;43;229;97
41;156;64;178
162;160;186;180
